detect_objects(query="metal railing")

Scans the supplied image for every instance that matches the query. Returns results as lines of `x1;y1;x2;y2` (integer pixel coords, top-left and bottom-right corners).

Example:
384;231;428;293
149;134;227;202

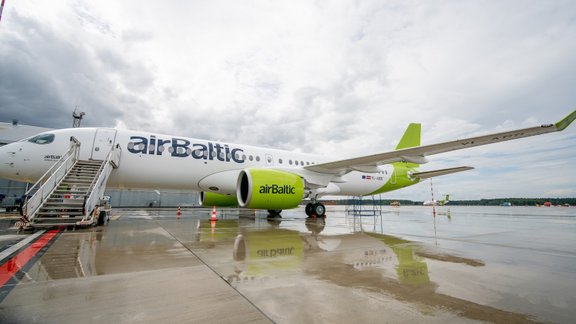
81;144;121;222
23;137;81;221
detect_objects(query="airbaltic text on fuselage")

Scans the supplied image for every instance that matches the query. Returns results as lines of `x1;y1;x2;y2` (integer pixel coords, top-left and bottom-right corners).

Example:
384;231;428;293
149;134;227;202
127;135;245;163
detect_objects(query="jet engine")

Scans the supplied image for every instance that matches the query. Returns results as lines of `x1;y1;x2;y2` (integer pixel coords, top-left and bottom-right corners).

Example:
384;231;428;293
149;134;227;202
237;169;304;210
199;192;238;207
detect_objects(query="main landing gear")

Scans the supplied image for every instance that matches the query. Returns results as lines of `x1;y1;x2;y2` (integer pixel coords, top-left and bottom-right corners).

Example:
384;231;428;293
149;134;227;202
305;202;326;218
266;203;326;218
267;210;282;217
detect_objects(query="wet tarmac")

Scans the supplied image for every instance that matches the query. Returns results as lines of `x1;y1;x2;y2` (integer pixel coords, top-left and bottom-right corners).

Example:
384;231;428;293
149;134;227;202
0;205;575;323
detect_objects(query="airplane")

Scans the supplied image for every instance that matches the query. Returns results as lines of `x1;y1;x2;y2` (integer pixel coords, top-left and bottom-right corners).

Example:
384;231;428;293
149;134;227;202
423;194;450;206
0;110;574;218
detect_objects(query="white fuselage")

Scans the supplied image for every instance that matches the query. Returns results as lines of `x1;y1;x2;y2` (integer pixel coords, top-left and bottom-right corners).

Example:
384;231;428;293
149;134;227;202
0;128;393;197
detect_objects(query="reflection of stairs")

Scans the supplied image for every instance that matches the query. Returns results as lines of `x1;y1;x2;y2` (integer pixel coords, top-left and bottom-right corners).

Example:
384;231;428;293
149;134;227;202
32;161;104;227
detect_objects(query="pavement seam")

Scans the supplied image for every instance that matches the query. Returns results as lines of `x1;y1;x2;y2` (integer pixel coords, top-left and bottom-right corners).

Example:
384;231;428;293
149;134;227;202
154;218;275;324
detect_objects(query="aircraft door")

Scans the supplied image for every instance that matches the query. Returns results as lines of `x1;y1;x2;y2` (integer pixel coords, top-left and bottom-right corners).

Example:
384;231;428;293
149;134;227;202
265;154;274;167
91;129;117;160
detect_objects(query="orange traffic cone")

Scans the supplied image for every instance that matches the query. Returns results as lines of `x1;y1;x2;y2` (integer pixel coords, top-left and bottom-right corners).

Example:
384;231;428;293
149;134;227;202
210;205;218;221
177;206;182;216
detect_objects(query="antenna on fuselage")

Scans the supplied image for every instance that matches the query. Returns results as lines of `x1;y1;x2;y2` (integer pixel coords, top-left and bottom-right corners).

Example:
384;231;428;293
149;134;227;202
72;107;85;128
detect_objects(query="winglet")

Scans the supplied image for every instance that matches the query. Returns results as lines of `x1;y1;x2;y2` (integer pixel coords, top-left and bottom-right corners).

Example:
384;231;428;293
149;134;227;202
395;123;421;150
555;110;576;131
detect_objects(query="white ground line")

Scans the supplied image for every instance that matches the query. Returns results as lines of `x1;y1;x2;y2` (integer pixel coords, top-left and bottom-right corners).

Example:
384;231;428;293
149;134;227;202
0;230;46;263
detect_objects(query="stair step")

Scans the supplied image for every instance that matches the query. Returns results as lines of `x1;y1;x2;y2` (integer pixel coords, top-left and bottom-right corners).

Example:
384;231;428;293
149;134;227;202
64;177;97;181
41;205;82;209
33;219;81;225
36;212;84;217
52;192;89;195
55;188;90;192
46;199;84;203
43;206;83;209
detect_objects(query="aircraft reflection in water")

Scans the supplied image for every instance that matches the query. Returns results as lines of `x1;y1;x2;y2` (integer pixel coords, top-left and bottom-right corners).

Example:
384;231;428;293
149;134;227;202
194;215;546;323
196;217;438;286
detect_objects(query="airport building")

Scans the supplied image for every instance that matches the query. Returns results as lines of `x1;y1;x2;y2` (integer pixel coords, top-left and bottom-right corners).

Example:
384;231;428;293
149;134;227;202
0;121;199;208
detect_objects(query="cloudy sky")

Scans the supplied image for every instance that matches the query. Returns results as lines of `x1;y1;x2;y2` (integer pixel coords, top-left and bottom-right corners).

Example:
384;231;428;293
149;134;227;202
1;0;575;200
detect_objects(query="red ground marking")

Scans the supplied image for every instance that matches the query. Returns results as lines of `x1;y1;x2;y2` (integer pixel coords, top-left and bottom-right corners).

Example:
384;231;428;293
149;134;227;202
0;229;61;287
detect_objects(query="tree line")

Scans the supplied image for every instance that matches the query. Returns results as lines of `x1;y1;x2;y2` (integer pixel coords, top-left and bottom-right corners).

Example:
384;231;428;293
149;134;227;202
327;198;576;206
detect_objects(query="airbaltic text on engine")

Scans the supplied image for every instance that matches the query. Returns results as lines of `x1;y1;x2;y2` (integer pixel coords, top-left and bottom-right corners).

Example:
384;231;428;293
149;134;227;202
127;135;245;163
259;184;296;194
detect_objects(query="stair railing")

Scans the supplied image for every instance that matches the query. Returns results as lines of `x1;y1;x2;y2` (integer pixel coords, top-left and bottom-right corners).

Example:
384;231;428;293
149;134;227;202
23;136;81;222
81;144;121;222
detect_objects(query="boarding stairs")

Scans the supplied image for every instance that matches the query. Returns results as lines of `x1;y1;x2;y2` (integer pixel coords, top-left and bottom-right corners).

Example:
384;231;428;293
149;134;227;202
19;137;121;230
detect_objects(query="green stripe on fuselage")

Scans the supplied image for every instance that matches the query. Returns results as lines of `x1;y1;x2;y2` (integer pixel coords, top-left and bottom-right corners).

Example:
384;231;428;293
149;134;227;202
368;162;420;195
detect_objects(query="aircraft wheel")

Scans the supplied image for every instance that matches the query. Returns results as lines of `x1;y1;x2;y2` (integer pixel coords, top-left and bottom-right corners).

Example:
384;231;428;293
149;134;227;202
312;203;326;217
305;203;313;216
267;209;282;216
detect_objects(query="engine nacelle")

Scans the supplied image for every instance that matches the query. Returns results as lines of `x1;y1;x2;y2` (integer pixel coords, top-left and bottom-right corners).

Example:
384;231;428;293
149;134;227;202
200;192;238;207
237;169;304;210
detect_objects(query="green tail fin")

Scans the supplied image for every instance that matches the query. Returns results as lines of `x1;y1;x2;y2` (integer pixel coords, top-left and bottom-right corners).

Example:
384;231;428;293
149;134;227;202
395;123;421;150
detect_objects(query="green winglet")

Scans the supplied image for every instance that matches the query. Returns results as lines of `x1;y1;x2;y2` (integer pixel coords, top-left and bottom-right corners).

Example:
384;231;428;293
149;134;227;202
556;110;576;131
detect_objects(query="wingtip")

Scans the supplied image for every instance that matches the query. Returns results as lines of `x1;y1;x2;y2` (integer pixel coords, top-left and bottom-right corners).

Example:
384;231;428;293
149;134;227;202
555;110;576;131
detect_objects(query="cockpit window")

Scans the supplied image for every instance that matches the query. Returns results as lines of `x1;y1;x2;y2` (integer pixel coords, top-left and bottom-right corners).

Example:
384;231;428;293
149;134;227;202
27;134;55;145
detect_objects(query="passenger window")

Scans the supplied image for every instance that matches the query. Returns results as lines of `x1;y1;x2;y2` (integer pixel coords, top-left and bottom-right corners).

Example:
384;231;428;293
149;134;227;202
27;134;55;145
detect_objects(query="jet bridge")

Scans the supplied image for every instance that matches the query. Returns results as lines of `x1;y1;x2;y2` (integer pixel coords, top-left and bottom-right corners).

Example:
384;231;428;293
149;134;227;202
18;136;121;230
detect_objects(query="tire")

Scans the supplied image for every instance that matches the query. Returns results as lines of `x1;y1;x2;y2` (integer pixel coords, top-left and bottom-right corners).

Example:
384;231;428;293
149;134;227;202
312;203;326;217
97;211;107;226
305;203;313;217
267;209;282;216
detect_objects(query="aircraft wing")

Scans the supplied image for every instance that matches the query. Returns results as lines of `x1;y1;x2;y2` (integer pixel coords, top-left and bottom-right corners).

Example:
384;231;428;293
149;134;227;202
305;110;576;175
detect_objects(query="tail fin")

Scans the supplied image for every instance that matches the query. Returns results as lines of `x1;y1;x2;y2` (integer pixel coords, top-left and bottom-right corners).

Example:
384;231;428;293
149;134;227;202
445;194;450;202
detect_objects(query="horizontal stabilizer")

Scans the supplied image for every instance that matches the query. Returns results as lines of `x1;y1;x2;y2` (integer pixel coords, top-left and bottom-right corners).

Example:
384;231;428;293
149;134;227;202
412;166;474;179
